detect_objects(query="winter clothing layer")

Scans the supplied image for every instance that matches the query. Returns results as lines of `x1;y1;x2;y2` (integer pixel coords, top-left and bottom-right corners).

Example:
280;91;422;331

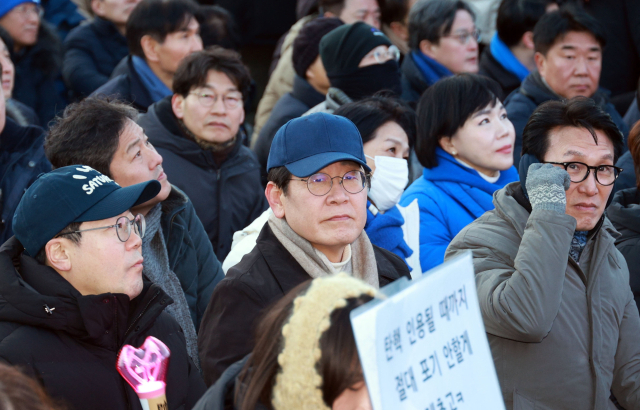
399;50;430;104
42;0;85;41
63;17;129;99
399;148;518;273
446;182;640;410
254;74;325;173
365;203;413;269
615;151;637;194
0;237;206;410
91;55;154;112
504;71;629;165
192;355;252;410
608;187;640;309
0;118;51;244
12;21;66;127
138;97;268;261
478;46;522;99
198;223;410;386
5;99;39;126
303;87;353;116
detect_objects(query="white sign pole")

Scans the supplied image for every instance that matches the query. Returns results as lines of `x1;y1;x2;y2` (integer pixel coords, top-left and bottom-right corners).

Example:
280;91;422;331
351;251;505;410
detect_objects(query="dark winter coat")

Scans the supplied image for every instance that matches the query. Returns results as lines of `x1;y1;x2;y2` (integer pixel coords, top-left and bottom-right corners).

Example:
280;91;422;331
254;74;325;173
399;52;429;104
139;97;268;261
5;99;39;126
608;187;640;309
478;47;521;99
42;0;85;41
0;118;51;244
198;224;411;386
161;186;225;331
0;237;206;410
504;71;629;165
92;55;154;112
614;151;636;194
12;22;66;127
63;17;129;100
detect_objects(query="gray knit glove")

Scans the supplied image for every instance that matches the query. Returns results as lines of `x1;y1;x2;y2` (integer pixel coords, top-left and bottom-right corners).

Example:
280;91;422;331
526;163;571;213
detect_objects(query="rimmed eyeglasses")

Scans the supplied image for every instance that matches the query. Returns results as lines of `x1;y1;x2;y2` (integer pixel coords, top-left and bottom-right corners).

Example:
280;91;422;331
57;214;146;242
291;170;371;196
543;161;623;186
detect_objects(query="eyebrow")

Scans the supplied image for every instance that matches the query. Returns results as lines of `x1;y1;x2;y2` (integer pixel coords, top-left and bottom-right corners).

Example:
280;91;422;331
563;150;585;158
385;137;408;146
472;108;492;118
202;84;239;93
125;138;141;154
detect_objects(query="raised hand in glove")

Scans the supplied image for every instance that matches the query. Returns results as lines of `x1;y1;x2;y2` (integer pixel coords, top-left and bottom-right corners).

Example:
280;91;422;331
525;163;571;213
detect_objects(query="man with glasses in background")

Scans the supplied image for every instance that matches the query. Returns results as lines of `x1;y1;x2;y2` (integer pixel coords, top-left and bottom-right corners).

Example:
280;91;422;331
446;97;640;410
138;48;267;262
0;166;206;409
197;112;411;385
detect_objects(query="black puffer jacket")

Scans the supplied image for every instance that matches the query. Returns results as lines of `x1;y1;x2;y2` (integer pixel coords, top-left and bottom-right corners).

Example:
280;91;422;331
0;237;206;410
12;21;66;126
63;17;129;100
198;224;411;385
139;97;268;260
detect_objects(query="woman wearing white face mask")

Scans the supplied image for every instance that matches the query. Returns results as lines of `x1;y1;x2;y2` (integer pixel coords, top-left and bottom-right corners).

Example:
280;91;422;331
400;74;518;273
335;94;421;274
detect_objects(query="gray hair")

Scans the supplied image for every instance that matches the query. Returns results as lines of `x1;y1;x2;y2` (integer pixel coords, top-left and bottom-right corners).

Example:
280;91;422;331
408;0;476;50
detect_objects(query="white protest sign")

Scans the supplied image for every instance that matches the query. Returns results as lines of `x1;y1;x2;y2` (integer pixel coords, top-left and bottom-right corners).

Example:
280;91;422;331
351;251;505;410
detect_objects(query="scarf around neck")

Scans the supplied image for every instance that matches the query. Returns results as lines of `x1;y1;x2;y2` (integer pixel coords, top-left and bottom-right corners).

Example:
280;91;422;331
489;33;529;81
267;212;380;288
132;55;172;103
141;204;200;370
411;50;453;86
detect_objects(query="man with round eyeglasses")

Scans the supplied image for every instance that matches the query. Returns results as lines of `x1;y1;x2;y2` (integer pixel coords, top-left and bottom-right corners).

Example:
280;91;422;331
446;98;640;410
0;165;206;409
197;112;410;385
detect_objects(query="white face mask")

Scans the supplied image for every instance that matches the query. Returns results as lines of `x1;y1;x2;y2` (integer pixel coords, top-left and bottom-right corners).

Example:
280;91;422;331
366;155;409;212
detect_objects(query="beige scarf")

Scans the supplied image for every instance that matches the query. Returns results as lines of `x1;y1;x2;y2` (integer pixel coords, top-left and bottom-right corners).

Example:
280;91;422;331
267;213;379;288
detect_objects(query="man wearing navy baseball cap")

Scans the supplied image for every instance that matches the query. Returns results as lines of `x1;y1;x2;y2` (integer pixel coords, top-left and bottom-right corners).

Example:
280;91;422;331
0;165;206;409
198;112;410;385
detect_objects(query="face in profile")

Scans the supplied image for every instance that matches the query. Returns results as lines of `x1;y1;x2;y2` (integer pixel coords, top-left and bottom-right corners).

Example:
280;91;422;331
91;0;141;29
421;9;479;74
336;0;381;29
153;16;203;76
0;37;14;99
536;31;602;99
362;121;410;172
441;101;515;176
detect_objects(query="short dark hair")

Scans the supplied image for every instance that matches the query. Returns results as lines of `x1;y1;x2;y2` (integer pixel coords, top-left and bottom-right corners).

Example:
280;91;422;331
415;74;502;168
319;0;346;16
334;93;416;149
533;6;606;56
126;0;200;59
198;5;241;50
496;0;555;48
267;166;293;196
45;97;139;176
34;222;82;265
172;47;251;100
522;97;625;164
408;0;475;50
381;0;412;26
627;120;640;187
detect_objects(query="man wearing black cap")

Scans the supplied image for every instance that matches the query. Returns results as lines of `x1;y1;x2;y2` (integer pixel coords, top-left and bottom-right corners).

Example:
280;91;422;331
305;21;403;115
0;166;205;410
254;17;343;175
198;112;410;385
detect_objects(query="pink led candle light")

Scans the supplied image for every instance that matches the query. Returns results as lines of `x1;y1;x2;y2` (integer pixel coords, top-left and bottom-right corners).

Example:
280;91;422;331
117;336;171;410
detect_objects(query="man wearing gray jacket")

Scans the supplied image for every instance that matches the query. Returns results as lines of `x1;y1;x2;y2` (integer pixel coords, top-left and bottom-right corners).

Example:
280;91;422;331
446;97;640;409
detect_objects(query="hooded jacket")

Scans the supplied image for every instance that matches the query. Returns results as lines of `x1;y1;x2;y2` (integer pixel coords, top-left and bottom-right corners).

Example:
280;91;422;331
0;118;51;244
446;182;640;410
0;237;206;410
504;71;629;165
63;16;129;100
399;148;518;273
139;97;268;261
608;187;640;309
198;224;410;386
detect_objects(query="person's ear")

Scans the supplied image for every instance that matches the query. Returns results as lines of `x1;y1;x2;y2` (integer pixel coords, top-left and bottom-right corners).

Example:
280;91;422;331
45;239;72;272
171;93;185;119
419;39;438;59
140;35;160;64
90;0;103;17
266;182;286;219
438;137;457;156
521;31;534;50
389;21;409;42
323;10;337;18
534;51;546;76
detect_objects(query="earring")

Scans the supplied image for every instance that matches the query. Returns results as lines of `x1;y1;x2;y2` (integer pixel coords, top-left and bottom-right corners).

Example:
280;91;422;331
451;150;457;156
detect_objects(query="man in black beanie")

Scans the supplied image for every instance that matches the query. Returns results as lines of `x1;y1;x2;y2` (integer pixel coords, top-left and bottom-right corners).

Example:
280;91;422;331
305;21;403;115
254;17;343;175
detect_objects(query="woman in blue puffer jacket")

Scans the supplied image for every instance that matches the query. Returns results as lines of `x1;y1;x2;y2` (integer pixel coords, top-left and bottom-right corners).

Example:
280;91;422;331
400;74;518;272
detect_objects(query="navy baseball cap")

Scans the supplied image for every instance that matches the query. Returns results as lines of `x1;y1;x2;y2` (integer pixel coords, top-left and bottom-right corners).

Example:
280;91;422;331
13;165;161;256
266;112;371;177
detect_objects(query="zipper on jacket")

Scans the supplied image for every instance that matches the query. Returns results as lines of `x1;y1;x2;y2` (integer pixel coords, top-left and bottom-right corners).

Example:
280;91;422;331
123;290;161;338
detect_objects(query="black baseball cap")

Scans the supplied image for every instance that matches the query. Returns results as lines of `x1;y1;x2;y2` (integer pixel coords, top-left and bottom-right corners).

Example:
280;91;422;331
13;165;161;256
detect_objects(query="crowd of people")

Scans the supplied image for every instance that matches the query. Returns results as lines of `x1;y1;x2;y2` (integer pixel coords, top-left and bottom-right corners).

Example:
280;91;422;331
1;0;640;409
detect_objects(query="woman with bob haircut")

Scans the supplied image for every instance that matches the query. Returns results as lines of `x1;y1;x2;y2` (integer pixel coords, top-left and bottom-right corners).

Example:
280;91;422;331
335;94;421;273
191;274;377;410
399;74;518;272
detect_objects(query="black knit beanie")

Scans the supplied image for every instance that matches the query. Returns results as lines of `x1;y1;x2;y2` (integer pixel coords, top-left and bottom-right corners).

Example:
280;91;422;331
319;22;392;76
293;17;343;79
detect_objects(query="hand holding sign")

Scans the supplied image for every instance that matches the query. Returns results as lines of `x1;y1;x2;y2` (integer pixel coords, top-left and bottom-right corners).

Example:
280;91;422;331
117;336;170;410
